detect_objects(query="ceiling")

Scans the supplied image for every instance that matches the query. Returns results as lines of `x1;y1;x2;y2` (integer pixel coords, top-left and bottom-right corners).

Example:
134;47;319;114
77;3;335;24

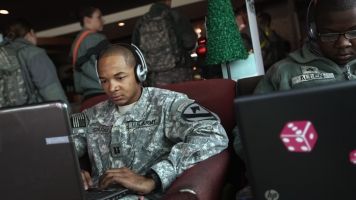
0;0;250;39
0;0;159;32
0;0;305;63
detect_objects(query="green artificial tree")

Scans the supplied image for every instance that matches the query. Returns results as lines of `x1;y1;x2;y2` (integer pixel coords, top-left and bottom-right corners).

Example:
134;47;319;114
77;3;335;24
205;0;248;79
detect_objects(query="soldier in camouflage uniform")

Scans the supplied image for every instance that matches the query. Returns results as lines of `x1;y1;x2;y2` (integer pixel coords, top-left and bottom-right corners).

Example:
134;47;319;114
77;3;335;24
235;1;356;199
132;0;197;87
255;0;356;93
71;44;228;199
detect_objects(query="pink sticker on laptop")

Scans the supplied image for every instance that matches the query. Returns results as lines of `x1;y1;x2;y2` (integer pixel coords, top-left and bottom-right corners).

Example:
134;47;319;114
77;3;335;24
280;120;318;153
349;150;356;165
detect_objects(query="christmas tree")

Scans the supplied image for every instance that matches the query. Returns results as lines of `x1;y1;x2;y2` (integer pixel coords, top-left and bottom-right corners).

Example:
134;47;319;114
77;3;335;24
205;0;248;65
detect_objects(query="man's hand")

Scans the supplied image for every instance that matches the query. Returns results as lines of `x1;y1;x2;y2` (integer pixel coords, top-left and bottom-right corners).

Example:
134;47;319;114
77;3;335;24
99;167;156;194
81;170;93;190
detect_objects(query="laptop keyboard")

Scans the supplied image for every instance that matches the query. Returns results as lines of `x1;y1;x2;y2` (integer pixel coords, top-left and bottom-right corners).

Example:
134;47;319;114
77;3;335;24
85;187;129;200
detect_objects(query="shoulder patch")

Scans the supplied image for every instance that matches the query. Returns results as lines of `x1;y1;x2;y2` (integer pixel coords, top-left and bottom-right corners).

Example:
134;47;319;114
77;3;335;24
71;113;87;128
181;103;217;122
177;99;195;112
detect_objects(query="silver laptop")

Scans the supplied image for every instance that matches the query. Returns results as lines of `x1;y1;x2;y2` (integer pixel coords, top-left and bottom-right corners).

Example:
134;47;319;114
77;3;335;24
0;102;129;200
235;81;356;200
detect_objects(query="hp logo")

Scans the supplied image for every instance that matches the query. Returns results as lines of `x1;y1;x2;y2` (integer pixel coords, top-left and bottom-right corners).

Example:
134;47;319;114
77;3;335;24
265;189;279;200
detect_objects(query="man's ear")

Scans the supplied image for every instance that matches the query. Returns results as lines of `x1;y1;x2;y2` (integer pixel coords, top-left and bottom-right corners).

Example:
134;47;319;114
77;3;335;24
83;16;91;26
24;29;37;45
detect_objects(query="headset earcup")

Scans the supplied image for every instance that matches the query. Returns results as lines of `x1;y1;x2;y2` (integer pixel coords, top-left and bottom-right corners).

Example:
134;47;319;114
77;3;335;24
309;22;317;41
135;64;146;82
306;0;317;41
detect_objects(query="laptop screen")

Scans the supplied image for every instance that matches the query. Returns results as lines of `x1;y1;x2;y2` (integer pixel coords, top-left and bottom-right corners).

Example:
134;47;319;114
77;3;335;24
234;81;356;200
0;102;85;200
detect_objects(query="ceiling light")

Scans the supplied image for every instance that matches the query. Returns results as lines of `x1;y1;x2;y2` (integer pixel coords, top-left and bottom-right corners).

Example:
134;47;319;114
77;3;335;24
118;22;125;27
0;10;9;15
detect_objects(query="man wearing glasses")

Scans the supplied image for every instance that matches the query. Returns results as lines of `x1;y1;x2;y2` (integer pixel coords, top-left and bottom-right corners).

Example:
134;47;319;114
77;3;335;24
254;0;356;93
234;1;356;198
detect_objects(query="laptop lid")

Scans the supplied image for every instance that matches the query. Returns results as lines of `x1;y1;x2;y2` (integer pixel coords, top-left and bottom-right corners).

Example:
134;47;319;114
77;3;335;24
235;81;356;200
0;102;85;200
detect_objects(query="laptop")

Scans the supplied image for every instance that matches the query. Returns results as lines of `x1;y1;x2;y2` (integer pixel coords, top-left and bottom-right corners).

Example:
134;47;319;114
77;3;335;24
0;102;129;200
234;81;356;200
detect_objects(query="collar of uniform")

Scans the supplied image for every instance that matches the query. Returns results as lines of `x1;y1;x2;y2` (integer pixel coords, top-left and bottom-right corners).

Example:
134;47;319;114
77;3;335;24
123;87;150;121
289;42;333;65
95;100;119;125
13;38;33;46
289;42;354;74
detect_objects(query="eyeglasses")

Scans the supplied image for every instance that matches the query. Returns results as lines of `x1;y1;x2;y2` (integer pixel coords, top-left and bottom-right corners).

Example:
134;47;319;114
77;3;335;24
318;29;356;42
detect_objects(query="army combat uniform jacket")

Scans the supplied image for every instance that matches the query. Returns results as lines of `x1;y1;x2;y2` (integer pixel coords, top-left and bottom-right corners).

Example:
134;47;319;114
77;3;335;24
234;42;356;160
71;87;228;199
255;43;356;93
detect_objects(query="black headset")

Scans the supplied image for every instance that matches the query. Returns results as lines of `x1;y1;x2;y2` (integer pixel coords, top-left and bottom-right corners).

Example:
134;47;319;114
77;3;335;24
306;0;318;41
96;43;148;83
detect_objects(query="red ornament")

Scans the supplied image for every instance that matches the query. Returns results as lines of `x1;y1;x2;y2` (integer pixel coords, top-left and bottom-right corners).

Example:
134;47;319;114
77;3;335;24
196;36;207;57
196;46;207;56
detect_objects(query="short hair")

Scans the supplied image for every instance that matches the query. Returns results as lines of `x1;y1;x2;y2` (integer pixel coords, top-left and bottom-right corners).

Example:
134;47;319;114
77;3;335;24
5;18;32;40
77;6;99;27
315;0;356;17
98;45;136;69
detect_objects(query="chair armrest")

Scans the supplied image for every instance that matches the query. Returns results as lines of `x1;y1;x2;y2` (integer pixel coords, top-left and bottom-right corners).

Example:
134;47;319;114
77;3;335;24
162;150;230;200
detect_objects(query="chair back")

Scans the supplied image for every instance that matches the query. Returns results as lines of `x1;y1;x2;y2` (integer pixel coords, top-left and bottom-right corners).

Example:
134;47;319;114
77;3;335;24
159;79;237;134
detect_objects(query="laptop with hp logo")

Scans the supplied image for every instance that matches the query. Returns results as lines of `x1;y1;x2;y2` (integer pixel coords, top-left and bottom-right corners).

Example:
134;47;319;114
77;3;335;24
0;102;129;200
235;81;356;200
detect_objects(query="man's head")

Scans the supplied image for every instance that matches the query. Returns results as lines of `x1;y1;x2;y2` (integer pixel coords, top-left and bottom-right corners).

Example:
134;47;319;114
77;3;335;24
6;18;37;45
77;6;104;31
313;0;356;65
161;0;172;7
97;45;142;106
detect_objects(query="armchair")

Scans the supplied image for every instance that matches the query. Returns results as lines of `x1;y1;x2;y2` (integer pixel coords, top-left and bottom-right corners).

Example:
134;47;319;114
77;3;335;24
79;79;243;200
159;79;239;200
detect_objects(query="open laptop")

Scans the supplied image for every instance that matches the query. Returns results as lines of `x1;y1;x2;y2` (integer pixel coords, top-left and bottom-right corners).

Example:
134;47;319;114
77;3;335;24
234;81;356;200
0;102;129;200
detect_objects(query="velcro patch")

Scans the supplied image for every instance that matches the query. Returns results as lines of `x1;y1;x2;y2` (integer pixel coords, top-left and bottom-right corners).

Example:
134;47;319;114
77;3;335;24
301;66;319;74
71;113;87;128
181;103;217;122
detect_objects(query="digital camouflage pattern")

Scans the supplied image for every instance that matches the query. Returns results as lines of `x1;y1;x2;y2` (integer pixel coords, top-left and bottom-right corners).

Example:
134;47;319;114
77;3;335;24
0;43;29;107
71;87;228;199
146;67;193;86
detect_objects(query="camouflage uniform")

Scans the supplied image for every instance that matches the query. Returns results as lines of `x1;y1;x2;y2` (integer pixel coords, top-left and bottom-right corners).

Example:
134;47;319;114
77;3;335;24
255;43;356;93
234;42;356;159
132;3;197;87
146;67;193;86
71;87;228;199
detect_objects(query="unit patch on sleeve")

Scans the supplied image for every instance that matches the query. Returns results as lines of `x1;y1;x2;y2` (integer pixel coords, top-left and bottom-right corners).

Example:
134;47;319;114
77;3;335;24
181;103;217;122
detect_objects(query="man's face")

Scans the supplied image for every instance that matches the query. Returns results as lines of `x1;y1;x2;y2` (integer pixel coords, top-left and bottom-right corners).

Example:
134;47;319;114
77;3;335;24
316;7;356;65
98;54;141;106
87;9;104;31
